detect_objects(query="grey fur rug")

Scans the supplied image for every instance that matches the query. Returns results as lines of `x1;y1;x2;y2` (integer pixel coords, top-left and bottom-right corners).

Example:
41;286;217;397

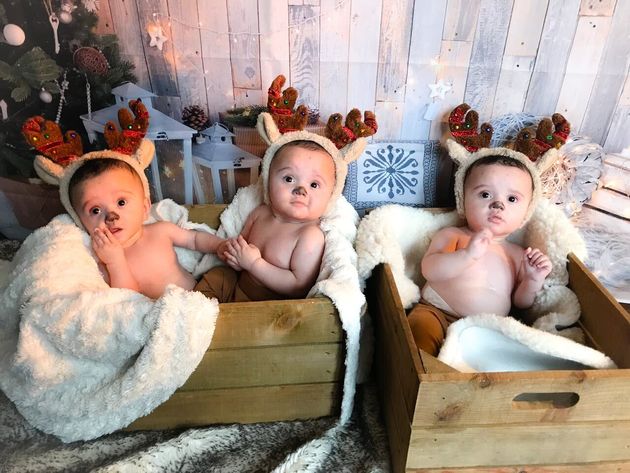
0;240;391;472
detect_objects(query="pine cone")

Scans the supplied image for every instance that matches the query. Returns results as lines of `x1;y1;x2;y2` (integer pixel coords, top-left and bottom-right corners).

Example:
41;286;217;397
182;105;210;131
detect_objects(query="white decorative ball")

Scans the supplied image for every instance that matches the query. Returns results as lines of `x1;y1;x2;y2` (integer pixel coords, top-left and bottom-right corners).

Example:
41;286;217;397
59;11;73;23
3;24;26;46
39;88;53;103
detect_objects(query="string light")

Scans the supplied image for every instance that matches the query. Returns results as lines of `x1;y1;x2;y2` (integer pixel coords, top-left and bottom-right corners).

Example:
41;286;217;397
163;0;349;38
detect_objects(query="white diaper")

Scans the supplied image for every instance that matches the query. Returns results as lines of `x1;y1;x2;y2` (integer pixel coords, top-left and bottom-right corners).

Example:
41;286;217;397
422;283;459;316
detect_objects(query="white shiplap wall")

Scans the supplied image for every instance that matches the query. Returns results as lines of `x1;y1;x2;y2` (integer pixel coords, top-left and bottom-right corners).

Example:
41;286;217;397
97;0;630;152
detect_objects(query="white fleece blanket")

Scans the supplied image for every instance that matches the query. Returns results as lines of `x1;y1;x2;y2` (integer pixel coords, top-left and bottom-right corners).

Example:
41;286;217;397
195;183;368;425
0;199;220;442
356;201;616;371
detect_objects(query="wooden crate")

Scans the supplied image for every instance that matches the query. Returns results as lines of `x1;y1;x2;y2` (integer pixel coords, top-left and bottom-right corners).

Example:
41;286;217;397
127;205;345;430
367;255;630;472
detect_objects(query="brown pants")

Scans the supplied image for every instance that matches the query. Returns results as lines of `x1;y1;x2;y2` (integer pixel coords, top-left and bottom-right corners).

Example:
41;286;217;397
407;303;460;356
195;266;284;303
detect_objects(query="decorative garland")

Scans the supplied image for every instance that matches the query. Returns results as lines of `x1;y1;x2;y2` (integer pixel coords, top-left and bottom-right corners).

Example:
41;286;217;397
220;105;267;129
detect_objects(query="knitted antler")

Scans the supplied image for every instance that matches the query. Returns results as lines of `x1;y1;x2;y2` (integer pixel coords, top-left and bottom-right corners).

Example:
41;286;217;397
104;99;150;155
325;109;378;150
448;103;493;152
21;116;83;166
514;113;571;162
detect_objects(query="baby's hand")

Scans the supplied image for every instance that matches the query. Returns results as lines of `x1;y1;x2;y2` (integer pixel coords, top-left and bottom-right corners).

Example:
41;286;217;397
216;239;230;261
225;235;261;271
466;228;492;260
91;227;125;266
521;247;552;283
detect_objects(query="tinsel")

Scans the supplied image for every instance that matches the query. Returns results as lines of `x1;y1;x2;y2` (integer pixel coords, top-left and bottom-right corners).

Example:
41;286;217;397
489;112;540;147
549;137;603;215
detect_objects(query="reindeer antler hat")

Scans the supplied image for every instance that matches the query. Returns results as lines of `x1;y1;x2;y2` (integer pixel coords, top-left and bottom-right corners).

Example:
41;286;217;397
448;103;570;225
256;110;373;216
22;99;154;230
258;75;378;214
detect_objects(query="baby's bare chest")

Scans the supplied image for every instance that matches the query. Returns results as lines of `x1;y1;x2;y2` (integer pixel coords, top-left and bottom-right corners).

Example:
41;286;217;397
249;223;301;267
125;237;192;293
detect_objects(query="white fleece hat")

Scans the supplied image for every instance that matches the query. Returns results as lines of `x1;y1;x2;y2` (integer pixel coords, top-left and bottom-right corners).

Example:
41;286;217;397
256;112;366;216
447;138;559;226
33;139;155;231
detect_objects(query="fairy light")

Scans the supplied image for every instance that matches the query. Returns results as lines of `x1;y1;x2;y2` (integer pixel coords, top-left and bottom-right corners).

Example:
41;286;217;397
163;0;349;37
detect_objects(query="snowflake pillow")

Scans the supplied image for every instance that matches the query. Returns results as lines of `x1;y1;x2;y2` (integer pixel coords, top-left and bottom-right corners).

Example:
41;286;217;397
342;140;446;213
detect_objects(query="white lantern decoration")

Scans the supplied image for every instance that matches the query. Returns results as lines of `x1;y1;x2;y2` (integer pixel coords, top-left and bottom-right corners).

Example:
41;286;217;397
193;123;261;203
80;82;197;204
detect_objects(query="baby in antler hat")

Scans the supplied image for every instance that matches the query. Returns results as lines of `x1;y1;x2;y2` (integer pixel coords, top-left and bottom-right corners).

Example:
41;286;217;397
195;111;369;302
24;100;229;300
407;104;567;356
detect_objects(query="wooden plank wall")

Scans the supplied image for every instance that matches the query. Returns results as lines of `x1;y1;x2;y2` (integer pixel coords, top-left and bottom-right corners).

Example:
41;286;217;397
98;0;629;152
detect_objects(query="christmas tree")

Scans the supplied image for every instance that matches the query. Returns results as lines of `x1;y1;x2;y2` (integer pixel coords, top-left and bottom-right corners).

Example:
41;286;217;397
0;0;136;177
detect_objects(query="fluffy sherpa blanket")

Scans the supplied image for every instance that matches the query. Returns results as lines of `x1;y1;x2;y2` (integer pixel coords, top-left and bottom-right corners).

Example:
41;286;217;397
0;199;221;442
195;183;368;427
356;200;616;371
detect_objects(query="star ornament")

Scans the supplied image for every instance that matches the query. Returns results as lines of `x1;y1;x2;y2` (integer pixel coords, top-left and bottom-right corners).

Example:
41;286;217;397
428;80;453;100
148;24;168;51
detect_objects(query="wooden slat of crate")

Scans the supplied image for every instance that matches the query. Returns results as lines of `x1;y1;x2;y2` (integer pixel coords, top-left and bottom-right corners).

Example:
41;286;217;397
568;253;630;368
129;382;342;429
367;264;421;473
407;422;630;469
414;369;630;426
182;343;343;390
408;460;630;473
206;298;342;349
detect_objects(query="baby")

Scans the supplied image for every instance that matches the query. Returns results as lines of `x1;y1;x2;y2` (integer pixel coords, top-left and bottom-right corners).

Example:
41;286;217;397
195;140;336;302
68;157;227;300
408;155;552;356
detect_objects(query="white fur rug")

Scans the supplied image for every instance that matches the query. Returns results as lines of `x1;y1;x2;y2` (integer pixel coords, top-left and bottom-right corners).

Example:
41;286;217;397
0;377;389;472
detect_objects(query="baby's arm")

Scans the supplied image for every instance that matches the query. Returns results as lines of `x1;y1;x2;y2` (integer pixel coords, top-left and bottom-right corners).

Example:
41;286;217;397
421;227;491;282
225;227;324;297
160;221;226;254
91;227;139;292
513;247;552;309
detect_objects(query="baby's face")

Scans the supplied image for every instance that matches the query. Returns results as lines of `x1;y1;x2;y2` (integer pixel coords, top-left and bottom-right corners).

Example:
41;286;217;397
463;163;533;238
268;146;335;223
73;167;149;247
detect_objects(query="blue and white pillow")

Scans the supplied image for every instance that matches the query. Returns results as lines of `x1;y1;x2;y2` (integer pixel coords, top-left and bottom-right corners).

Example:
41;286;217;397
343;140;445;213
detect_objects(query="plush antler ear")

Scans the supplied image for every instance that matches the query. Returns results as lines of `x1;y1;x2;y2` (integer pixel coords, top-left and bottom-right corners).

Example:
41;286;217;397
256;112;282;145
33;155;64;185
448;103;493;152
325;110;378;149
339;137;367;165
267;74;286;108
514;113;570;166
22;115;83;166
446;138;473;165
104;99;150;155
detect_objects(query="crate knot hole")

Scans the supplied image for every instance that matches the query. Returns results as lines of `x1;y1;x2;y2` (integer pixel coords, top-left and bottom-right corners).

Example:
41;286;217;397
512;392;579;410
434;402;464;422
271;308;304;333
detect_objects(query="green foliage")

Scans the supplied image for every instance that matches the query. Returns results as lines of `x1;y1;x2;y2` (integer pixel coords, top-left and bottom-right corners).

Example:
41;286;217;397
0;47;63;101
221;105;268;129
0;0;137;178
